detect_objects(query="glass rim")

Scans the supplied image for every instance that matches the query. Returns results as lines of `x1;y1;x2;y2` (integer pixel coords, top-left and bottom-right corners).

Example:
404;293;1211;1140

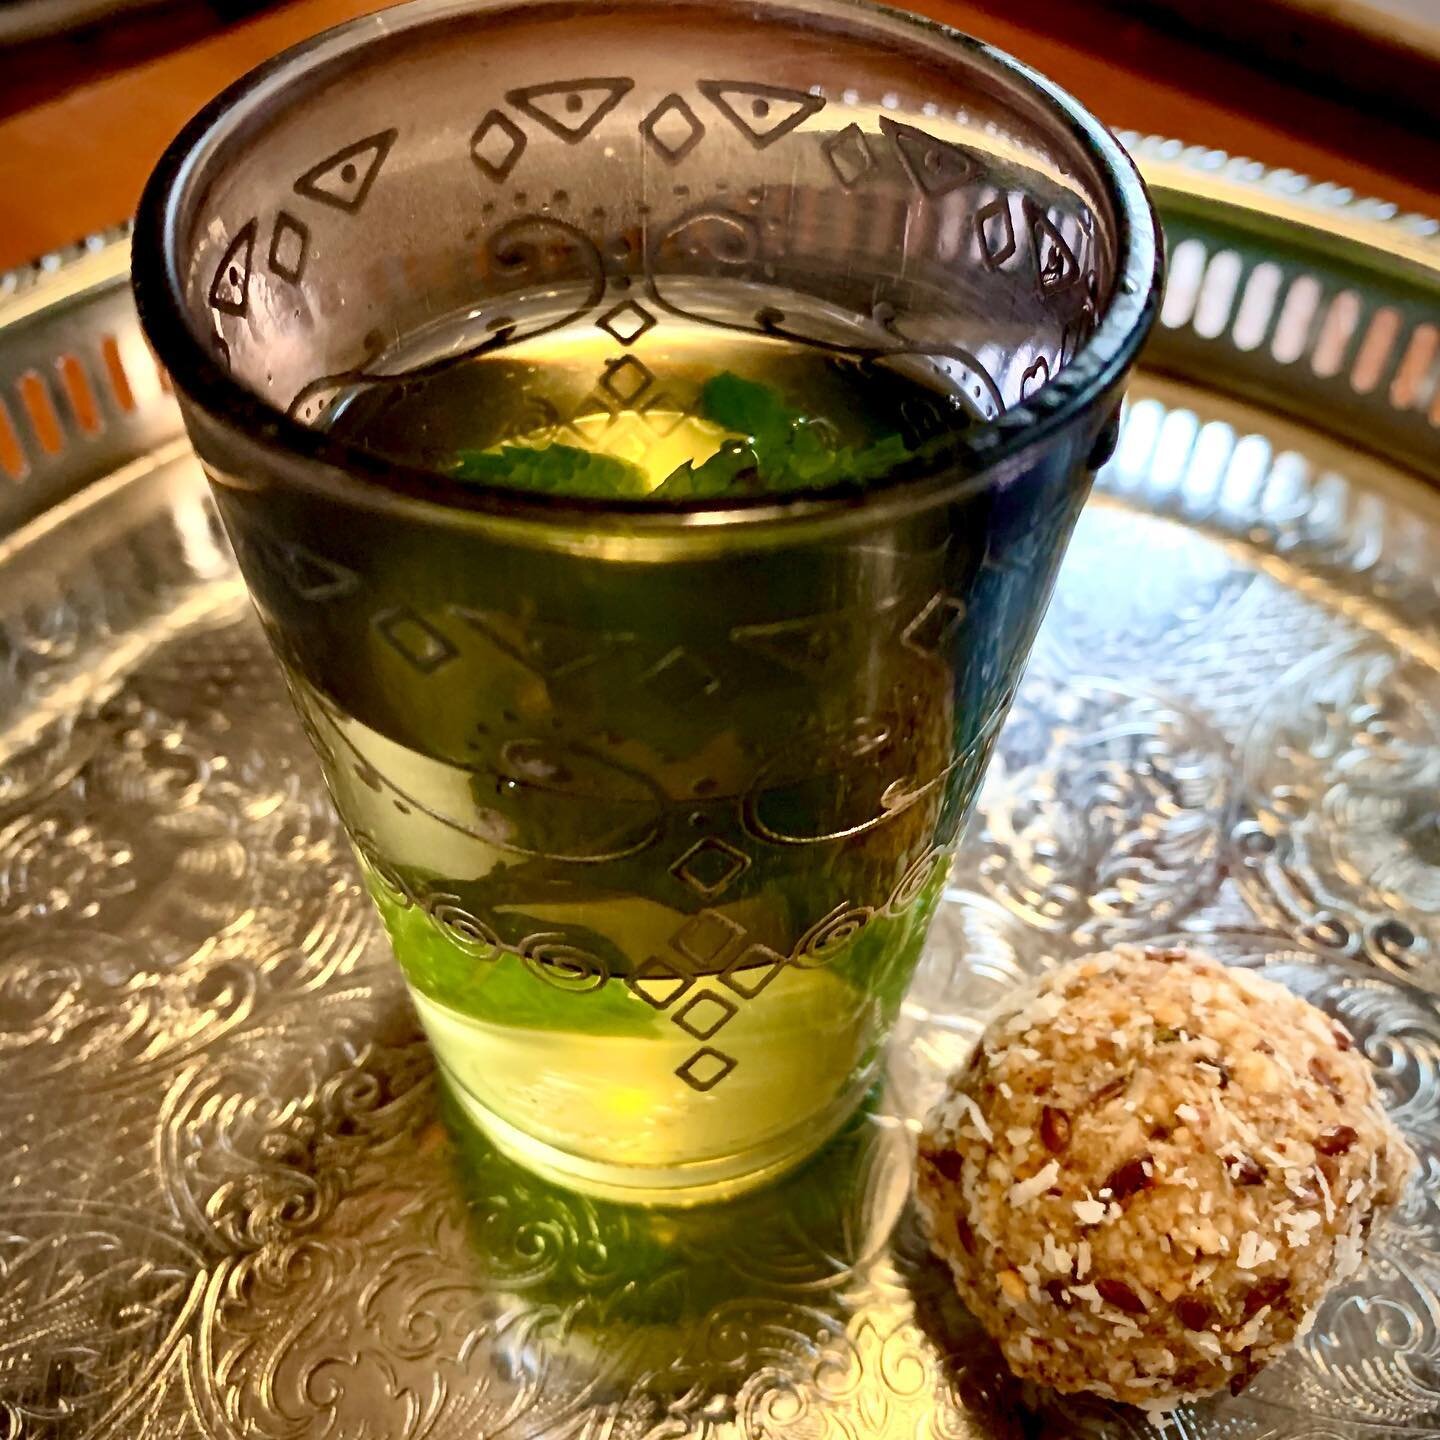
131;0;1163;531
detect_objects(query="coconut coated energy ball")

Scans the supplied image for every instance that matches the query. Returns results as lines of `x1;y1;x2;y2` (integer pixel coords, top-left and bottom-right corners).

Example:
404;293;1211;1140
916;946;1416;1413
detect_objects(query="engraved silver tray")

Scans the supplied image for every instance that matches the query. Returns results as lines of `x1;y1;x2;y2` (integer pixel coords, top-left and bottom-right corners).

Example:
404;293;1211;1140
0;138;1437;1439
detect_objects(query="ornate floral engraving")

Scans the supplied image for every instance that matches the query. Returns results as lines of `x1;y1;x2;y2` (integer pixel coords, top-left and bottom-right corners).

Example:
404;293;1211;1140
1231;643;1440;994
967;675;1232;947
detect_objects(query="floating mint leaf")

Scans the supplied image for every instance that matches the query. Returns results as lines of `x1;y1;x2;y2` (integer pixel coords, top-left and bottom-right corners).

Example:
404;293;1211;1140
651;443;761;500
691;370;939;495
454;443;649;498
698;371;794;444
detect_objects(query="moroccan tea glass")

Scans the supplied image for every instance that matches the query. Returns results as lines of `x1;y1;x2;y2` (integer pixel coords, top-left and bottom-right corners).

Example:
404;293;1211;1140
132;0;1160;1203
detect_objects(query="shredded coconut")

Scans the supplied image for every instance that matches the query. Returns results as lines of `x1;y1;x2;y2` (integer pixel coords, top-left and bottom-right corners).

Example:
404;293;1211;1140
957;1093;993;1144
1010;1161;1060;1207
1334;1231;1364;1280
1041;1232;1073;1275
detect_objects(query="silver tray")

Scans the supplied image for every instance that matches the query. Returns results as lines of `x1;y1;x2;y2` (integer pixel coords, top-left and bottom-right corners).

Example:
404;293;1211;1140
0;138;1437;1440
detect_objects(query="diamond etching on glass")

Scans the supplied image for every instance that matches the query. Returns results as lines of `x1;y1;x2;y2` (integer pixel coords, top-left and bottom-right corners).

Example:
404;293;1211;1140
720;943;788;999
675;1046;739;1092
902;592;967;657
640;94;706;164
638;391;691;435
672;989;738;1041
470;111;527;182
374;608;459;675
670;839;750;899
267;211;309;284
641;646;721;705
820;122;875;189
598;354;654;405
625;953;695;1009
1025;198;1082;295
975;194;1017;270
596;300;657;346
670;909;745;967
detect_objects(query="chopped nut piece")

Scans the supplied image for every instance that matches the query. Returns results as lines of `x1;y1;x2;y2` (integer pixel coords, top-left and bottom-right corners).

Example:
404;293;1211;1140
1243;1274;1291;1318
1044;1278;1072;1308
1039;1105;1072;1154
1315;1125;1358;1157
1226;1152;1266;1187
929;1150;964;1181
1089;1073;1130;1106
1096;1277;1147;1315
1309;1056;1345;1103
1104;1153;1155;1201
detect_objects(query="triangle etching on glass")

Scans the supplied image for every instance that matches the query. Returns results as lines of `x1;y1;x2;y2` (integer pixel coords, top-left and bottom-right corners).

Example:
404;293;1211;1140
1024;198;1082;296
280;544;357;601
879;116;975;198
504;78;635;142
208;219;258;317
698;80;825;149
293;129;399;214
730;612;857;677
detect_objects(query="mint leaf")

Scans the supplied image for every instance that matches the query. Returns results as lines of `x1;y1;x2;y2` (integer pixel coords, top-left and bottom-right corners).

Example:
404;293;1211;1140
649;444;760;500
683;370;935;497
698;371;794;444
454;443;649;498
372;886;663;1038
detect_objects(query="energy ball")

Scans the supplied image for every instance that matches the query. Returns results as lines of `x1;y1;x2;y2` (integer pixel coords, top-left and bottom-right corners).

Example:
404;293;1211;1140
916;946;1416;1414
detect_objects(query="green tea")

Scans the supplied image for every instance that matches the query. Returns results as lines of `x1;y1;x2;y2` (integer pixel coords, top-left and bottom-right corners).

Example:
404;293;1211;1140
324;279;976;500
282;284;996;1201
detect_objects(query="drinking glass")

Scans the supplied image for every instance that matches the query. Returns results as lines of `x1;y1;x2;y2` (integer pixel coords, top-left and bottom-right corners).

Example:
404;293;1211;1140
132;0;1160;1204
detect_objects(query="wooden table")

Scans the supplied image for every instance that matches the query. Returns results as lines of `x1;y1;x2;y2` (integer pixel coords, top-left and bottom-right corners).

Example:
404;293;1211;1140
0;0;1436;272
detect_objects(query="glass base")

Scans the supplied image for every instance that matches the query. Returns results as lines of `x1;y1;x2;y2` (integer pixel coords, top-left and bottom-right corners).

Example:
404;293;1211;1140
437;1060;875;1207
